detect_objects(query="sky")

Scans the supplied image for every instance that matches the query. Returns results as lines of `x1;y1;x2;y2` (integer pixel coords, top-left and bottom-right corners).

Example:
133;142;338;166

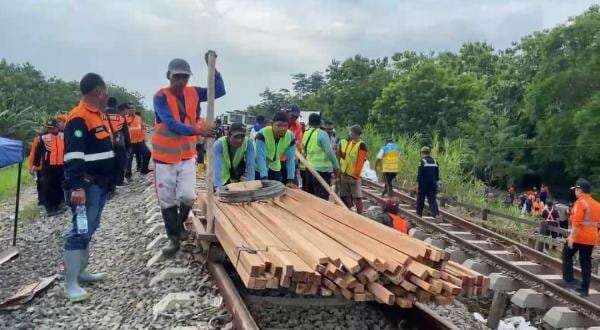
1;0;597;114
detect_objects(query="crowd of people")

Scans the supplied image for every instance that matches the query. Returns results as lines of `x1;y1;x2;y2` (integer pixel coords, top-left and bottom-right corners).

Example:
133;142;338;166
27;99;150;216
25;53;598;303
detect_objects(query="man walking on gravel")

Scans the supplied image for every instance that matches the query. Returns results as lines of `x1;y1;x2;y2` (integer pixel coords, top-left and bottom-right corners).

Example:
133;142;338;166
33;119;65;215
152;55;224;257
62;73;115;302
563;179;600;297
415;146;440;219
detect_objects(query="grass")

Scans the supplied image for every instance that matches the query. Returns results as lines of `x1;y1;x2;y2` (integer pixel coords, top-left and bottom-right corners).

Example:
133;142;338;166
0;162;32;200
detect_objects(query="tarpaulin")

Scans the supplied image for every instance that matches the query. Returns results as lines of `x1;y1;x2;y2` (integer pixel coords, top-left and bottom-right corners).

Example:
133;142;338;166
0;137;23;168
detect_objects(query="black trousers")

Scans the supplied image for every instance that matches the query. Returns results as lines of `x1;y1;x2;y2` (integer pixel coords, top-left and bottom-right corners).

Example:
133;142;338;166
36;171;45;205
302;170;332;200
382;172;397;197
563;242;594;294
41;165;64;212
416;187;439;217
127;142;151;176
114;148;128;185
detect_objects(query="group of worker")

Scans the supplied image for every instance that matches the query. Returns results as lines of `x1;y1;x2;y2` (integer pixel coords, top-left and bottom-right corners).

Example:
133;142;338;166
27;100;150;216
38;52;598;304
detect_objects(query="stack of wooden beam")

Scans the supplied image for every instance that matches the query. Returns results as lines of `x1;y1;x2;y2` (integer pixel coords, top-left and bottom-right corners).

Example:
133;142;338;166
203;188;488;308
445;261;489;297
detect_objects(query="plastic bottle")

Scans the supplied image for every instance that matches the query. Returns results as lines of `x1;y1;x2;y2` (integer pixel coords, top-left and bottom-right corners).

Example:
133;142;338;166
75;205;88;234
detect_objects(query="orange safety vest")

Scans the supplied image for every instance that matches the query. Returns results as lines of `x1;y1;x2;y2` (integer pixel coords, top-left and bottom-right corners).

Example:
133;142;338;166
104;114;126;132
151;87;199;164
40;132;65;166
571;194;600;246
388;213;409;234
128;114;146;143
28;135;42;170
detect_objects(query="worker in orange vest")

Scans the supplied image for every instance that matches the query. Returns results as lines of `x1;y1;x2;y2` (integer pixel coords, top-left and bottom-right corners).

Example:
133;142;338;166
339;125;367;214
33;119;65;216
125;106;151;177
375;198;410;234
563;178;600;297
28;127;48;206
152;55;225;257
104;100;131;188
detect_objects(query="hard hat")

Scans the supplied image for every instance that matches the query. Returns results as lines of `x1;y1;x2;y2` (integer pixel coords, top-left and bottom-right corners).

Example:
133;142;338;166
168;58;192;76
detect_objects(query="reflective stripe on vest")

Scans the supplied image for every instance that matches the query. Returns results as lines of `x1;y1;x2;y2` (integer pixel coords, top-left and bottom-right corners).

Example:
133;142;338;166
151;87;199;164
302;128;331;169
41;133;65;166
220;136;248;184
381;143;400;173
341;140;363;178
259;126;292;172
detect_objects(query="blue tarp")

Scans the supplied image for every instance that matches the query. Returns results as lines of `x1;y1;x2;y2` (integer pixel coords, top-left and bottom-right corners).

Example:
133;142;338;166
0;137;24;169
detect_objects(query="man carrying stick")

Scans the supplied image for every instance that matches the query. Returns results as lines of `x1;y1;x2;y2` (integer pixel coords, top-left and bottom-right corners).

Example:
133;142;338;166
152;55;225;257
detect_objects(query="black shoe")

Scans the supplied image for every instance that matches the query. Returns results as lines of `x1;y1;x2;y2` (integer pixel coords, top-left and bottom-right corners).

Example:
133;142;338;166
161;237;180;257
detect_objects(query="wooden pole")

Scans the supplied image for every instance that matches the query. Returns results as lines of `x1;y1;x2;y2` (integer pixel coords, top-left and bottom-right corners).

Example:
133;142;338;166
295;149;347;208
205;50;217;234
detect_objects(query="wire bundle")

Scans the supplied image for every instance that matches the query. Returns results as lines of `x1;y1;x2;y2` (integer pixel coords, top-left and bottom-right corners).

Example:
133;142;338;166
216;180;285;203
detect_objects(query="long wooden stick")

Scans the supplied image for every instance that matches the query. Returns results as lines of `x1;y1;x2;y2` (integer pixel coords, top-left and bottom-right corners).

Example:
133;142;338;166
295;149;347;208
205;50;217;234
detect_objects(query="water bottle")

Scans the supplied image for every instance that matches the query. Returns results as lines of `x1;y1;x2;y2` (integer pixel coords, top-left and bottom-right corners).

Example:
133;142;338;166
76;205;88;234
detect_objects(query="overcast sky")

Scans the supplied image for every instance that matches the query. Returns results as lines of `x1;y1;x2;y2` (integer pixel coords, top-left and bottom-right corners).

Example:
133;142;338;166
1;0;597;114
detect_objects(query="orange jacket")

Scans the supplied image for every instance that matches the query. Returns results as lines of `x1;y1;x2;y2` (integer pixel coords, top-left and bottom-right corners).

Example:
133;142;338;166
389;213;409;234
34;133;65;167
570;194;600;246
151;87;199;164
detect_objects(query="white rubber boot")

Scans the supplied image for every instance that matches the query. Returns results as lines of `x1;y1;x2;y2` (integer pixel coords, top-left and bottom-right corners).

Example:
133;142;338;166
64;250;89;302
79;248;107;283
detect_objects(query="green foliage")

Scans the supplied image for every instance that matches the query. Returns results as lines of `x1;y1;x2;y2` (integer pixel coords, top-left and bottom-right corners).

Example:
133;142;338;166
0;59;149;147
245;5;600;193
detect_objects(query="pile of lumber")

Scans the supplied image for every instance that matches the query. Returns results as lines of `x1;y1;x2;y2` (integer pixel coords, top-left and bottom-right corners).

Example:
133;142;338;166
445;261;489;298
202;188;488;308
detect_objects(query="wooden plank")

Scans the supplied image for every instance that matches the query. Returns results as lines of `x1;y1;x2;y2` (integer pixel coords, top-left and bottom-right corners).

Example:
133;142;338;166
286;189;433;260
366;282;395;305
245;203;330;267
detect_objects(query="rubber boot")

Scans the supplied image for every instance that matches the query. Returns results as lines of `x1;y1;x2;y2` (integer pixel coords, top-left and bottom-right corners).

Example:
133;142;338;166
64;250;89;302
161;206;180;257
178;203;192;241
79;248;107;283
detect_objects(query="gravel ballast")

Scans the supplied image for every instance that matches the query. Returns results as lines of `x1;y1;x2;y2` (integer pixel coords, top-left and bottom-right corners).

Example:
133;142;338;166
0;175;226;329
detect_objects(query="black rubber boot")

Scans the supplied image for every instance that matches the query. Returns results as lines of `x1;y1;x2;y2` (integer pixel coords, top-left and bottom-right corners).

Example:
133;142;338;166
178;203;192;241
161;206;180;257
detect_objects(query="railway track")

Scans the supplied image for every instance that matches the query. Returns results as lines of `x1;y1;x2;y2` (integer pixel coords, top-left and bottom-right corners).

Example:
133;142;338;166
361;179;600;328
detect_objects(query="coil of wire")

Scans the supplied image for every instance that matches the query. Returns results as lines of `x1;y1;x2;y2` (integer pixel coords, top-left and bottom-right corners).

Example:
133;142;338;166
216;180;286;203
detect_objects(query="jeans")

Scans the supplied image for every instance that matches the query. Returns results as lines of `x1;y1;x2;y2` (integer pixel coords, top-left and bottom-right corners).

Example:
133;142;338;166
255;170;283;183
64;184;108;250
416;187;439;217
563;242;594;294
